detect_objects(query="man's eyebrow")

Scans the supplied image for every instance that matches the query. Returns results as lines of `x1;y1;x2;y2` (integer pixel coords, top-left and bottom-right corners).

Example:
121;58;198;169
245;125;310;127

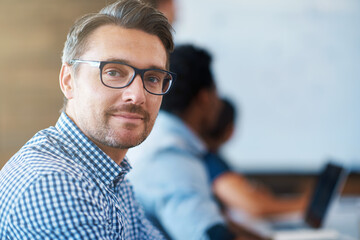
104;58;166;71
105;58;129;64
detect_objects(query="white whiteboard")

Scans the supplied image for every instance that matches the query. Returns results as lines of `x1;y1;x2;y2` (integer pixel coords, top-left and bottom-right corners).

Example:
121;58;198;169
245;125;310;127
173;0;360;171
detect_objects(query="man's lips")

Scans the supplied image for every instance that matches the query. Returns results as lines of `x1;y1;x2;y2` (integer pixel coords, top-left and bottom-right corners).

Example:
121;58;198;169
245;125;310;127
111;112;144;120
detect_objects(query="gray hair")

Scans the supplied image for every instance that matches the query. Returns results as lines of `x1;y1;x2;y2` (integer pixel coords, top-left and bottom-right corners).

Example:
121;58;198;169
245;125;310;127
62;0;173;65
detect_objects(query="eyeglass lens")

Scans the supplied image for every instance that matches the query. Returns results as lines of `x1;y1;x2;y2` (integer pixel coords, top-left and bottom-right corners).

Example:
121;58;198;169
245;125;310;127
101;62;172;94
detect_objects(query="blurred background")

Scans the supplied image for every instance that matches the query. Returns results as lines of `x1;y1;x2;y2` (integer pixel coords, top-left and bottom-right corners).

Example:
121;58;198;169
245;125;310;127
174;0;360;173
0;0;359;173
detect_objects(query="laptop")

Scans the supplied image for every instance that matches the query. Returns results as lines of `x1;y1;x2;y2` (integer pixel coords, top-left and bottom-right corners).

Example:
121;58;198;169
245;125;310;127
227;162;348;240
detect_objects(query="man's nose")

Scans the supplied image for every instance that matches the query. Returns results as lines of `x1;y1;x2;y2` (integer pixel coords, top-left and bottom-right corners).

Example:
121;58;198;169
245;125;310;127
121;74;146;104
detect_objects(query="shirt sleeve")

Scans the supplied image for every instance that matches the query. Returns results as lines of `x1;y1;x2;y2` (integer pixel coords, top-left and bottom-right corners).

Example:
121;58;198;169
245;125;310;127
203;152;231;182
137;211;166;240
6;172;117;240
133;149;226;240
206;223;236;240
126;181;166;240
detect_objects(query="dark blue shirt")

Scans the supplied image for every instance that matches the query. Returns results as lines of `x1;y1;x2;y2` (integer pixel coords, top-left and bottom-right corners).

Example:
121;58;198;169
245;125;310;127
204;152;231;182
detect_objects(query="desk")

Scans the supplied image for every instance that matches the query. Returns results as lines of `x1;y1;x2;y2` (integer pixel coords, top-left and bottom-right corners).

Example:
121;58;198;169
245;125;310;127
227;171;360;240
228;200;359;240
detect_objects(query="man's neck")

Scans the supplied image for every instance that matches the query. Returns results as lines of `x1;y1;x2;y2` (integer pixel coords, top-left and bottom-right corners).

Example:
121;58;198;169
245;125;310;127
179;108;204;141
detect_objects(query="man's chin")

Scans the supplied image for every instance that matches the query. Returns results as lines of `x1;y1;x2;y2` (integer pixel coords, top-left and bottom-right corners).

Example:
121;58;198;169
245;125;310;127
105;134;147;149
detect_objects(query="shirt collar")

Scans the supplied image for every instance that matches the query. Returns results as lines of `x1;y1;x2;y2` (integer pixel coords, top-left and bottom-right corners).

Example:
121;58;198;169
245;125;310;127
55;112;131;186
157;111;207;157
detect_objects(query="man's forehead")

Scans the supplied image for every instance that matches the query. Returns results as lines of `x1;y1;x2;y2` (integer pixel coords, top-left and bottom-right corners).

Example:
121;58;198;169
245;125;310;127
83;24;167;68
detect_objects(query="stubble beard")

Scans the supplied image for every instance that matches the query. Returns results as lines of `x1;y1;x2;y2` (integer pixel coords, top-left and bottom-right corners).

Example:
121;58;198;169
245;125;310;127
98;122;149;149
88;104;153;150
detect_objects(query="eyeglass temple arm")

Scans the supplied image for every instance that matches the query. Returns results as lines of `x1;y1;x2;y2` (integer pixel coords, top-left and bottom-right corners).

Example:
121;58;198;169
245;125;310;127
69;60;100;67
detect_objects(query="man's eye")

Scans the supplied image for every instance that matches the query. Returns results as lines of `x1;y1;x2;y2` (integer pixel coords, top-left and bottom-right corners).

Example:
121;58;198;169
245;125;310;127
106;70;120;77
147;76;161;83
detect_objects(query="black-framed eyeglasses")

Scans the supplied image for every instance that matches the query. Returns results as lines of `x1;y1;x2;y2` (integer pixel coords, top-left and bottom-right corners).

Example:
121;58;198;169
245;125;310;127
69;59;176;95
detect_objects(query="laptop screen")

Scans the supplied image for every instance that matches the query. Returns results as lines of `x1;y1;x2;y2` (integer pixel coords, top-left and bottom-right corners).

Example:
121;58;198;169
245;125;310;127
305;162;346;228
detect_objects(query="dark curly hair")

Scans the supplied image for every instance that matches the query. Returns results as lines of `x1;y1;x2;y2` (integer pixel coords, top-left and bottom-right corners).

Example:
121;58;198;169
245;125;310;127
161;44;216;115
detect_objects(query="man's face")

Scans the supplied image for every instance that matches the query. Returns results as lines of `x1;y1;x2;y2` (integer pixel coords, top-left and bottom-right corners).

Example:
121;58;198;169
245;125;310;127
158;0;176;24
201;87;221;137
63;25;167;157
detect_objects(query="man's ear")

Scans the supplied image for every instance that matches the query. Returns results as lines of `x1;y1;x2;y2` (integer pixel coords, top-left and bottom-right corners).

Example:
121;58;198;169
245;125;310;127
59;63;74;100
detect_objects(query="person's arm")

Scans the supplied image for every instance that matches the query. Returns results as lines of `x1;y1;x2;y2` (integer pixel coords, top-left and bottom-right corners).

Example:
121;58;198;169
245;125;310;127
212;172;309;218
145;152;234;240
7;172;117;239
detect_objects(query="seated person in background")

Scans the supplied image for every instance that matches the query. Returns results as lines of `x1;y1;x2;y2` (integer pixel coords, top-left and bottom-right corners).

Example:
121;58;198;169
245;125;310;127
128;44;245;240
203;98;309;219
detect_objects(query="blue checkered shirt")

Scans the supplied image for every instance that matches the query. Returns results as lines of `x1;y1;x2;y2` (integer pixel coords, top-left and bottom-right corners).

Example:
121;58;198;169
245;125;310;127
0;112;165;240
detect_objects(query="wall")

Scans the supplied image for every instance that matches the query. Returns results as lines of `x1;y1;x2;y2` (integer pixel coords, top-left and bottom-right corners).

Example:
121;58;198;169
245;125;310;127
0;0;117;168
174;0;360;171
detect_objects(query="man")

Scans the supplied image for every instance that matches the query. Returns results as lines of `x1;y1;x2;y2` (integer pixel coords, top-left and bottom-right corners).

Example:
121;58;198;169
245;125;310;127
0;0;175;239
127;45;243;240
